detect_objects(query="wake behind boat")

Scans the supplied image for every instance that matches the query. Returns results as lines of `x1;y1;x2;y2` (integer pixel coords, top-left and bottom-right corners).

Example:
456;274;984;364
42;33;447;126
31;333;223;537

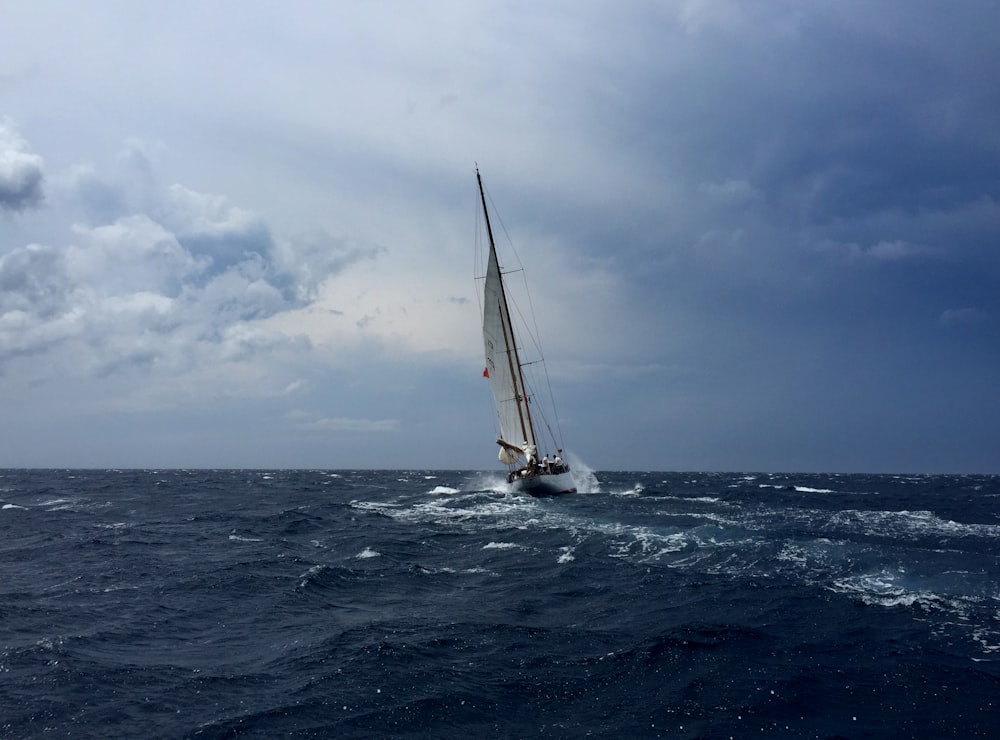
476;169;576;496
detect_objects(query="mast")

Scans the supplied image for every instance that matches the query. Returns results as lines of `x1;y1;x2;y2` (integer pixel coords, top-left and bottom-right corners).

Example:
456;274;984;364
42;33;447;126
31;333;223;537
477;169;536;451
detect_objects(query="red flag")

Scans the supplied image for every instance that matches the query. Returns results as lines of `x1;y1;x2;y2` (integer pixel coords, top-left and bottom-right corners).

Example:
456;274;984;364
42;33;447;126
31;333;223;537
483;367;490;378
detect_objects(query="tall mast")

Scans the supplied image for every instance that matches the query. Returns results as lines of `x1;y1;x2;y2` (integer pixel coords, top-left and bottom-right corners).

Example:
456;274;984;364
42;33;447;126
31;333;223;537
477;169;536;448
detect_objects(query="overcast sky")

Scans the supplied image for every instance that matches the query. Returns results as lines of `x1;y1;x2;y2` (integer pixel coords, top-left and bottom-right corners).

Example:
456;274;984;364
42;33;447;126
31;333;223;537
2;1;998;472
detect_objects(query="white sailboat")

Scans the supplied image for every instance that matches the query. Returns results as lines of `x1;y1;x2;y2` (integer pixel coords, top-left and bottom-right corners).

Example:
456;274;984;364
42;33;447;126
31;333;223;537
476;168;577;496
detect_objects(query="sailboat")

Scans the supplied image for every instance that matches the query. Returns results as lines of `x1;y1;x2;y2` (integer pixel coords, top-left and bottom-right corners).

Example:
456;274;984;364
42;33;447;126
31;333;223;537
476;169;577;496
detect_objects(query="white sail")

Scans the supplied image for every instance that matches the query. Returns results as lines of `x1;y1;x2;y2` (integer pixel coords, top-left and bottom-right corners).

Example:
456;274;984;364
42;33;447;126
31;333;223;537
477;168;576;496
482;236;535;458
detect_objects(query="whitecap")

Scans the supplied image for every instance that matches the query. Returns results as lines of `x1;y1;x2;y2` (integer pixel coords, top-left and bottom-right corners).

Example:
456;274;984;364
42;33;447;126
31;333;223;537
297;563;328;588
972;628;1000;654
356;547;381;559
830;509;1000;540
299;564;326;579
828;570;951;612
2;503;26;510
429;485;460;495
483;541;520;550
228;534;262;542
558;546;575;563
612;483;644;497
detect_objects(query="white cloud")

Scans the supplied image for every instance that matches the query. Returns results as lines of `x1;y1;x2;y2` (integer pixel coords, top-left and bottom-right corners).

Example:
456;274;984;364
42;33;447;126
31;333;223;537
0;118;44;211
0;135;389;427
67;215;209;294
287;411;399;433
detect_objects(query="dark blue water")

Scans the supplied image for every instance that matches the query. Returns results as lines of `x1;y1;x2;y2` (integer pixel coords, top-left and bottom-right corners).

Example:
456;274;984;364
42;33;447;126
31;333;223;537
2;469;998;737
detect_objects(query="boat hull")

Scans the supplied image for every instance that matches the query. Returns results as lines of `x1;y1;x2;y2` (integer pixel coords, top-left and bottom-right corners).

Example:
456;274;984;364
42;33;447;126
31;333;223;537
510;470;577;497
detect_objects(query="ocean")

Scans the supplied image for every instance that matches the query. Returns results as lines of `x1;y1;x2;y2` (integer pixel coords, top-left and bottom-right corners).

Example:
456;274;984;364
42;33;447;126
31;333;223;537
1;469;998;738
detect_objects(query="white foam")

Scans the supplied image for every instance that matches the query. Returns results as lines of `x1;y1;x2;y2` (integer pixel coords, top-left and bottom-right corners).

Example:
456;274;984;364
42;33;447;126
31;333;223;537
45;501;82;511
776;543;810;567
356;547;381;559
565;452;601;493
430;565;498;576
830;509;1000;540
829;570;952;611
97;522;128;530
297;563;328;588
229;534;262;542
611;483;643;497
558;546;575;563
351;500;400;512
972;628;1000;654
299;564;326;579
483;541;520;550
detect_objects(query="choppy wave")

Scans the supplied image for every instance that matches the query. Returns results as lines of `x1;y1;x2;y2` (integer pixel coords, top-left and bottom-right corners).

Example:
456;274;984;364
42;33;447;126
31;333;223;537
1;468;998;738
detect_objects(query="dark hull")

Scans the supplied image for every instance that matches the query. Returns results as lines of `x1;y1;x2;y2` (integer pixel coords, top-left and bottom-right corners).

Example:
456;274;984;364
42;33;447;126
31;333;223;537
510;470;577;497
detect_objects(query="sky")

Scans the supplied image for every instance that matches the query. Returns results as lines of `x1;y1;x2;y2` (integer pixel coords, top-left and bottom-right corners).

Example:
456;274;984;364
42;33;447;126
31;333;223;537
1;1;998;473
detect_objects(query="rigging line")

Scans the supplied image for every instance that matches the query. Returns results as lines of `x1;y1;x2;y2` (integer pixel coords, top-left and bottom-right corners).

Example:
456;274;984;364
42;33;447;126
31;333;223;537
522;373;561;453
543;365;566;448
492;200;548;363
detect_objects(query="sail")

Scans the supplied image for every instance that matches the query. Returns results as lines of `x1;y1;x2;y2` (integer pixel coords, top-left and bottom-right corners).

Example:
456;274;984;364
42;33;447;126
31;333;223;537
475;169;576;496
482;238;535;456
479;169;536;460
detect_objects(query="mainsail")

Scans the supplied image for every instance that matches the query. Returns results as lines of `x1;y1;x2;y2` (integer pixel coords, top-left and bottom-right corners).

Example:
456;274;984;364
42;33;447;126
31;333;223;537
479;170;535;464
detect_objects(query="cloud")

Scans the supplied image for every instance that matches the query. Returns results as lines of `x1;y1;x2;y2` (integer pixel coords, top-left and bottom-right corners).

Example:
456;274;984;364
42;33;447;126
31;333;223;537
697;178;761;206
817;238;943;263
287;410;399;433
0;118;44;212
939;307;989;327
867;240;943;261
69;215;209;294
0;133;379;389
160;184;273;270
